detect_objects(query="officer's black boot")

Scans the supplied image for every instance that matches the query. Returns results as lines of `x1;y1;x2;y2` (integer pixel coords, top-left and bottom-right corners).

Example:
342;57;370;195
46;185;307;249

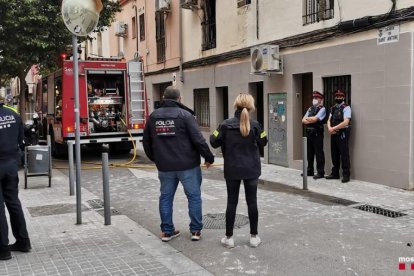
325;174;340;180
0;248;11;260
9;240;31;252
313;173;325;179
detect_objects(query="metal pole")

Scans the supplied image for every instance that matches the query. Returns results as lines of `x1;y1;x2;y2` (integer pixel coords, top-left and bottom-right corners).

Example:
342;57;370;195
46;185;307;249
102;153;111;225
47;135;52;187
302;136;308;190
73;35;82;224
68;141;75;196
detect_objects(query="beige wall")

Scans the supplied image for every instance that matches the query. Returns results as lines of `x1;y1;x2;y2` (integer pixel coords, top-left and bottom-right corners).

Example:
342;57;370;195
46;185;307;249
277;32;412;189
182;0;406;61
87;0;181;75
113;0;181;73
108;1;414;189
107;1;138;58
141;0;181;72
173;25;414;189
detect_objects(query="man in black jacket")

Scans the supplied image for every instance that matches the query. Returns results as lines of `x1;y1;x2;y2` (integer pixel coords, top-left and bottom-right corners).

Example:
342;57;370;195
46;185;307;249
143;87;214;242
0;97;31;260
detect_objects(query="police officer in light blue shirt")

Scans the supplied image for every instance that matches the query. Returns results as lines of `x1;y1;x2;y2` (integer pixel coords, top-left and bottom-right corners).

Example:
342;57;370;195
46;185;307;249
302;91;326;179
326;89;352;183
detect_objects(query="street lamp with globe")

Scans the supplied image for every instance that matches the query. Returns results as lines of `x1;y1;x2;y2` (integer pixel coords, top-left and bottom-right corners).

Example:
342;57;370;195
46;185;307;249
61;0;102;224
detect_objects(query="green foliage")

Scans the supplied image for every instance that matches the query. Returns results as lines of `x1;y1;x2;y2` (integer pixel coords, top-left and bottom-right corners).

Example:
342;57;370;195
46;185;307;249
0;0;121;78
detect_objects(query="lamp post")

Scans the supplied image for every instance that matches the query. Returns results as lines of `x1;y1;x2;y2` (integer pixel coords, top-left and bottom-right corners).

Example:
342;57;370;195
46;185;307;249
61;0;102;224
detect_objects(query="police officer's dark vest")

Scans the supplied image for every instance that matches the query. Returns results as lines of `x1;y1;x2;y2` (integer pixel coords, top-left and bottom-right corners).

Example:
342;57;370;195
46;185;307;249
330;103;349;128
306;105;325;130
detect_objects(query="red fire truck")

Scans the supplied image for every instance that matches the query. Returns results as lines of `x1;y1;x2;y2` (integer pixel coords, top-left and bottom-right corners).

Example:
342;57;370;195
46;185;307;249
37;58;148;156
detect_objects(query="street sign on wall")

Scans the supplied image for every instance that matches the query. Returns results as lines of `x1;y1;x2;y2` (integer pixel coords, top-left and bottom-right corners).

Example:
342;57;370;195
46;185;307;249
377;25;399;45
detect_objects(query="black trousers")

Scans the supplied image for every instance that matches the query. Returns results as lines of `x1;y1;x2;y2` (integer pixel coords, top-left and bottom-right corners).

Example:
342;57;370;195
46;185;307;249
330;130;350;178
306;130;325;175
0;159;29;251
225;179;258;237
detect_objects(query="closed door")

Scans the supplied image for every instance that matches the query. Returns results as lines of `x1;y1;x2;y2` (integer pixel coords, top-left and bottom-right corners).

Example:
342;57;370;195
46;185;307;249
268;93;288;166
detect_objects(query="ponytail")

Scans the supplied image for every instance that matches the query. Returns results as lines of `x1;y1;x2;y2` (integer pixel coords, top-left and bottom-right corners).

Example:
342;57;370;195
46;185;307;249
240;107;250;137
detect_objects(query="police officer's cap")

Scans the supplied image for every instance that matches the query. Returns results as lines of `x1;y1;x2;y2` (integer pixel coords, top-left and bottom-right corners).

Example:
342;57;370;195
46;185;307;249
335;89;346;97
312;91;324;99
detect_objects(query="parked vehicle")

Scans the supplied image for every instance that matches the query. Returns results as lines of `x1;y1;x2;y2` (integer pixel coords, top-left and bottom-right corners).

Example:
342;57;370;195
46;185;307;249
36;57;148;156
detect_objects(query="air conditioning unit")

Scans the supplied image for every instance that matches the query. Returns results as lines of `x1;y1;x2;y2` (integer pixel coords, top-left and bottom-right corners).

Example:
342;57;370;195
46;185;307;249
250;45;282;74
156;0;171;12
181;0;198;10
114;21;127;37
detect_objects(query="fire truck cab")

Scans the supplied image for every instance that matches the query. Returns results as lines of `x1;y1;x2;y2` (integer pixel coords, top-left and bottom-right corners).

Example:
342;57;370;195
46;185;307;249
41;58;147;155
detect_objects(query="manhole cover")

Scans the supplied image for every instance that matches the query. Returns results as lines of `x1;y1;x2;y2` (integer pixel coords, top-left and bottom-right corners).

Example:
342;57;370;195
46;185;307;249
87;199;105;209
96;209;121;216
28;204;88;217
202;213;249;229
354;204;407;218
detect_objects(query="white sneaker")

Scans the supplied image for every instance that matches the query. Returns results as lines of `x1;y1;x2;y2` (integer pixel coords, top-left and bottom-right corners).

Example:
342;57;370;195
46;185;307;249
250;235;261;247
221;237;235;248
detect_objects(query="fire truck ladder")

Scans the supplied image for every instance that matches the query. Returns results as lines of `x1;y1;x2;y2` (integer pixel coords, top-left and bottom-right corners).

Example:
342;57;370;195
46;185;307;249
128;61;146;129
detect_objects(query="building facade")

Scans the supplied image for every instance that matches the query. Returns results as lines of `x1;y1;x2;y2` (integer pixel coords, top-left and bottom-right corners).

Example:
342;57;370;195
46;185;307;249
102;0;414;189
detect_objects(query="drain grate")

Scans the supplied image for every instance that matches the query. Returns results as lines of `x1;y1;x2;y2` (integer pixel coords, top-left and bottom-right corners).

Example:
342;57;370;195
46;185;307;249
28;204;88;217
87;199;120;216
87;199;105;209
354;204;407;218
202;213;249;229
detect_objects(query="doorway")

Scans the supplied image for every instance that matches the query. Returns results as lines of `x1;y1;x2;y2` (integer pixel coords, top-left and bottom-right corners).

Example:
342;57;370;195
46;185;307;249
216;87;228;124
292;73;313;160
153;82;172;109
249;82;264;156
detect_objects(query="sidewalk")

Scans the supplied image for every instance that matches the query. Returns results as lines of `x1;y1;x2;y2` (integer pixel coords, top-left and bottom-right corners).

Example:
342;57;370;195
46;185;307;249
219;156;414;211
1;169;212;276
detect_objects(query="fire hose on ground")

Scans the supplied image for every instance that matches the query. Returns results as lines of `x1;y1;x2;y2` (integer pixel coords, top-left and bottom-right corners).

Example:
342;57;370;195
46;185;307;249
53;117;222;170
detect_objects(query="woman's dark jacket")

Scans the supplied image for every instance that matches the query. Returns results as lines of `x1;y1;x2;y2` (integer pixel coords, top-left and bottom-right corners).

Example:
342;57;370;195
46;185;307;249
210;110;267;180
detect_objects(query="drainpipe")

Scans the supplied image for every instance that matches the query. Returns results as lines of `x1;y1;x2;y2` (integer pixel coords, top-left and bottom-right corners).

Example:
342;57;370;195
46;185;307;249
409;32;414;189
256;0;259;40
179;2;184;83
134;3;139;55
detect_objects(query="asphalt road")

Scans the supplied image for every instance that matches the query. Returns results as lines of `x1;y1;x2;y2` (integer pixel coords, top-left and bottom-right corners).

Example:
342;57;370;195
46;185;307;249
55;146;414;276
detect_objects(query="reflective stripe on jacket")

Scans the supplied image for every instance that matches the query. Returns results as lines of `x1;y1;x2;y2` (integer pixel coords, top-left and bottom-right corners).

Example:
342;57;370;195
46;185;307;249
210;110;267;180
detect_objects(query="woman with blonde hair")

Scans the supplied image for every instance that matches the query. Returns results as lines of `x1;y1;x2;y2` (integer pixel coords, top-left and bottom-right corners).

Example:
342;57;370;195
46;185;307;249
210;93;267;248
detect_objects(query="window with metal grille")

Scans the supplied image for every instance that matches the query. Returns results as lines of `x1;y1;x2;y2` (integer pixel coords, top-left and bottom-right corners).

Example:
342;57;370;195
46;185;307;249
139;14;145;41
237;0;251;8
323;75;351;110
194;89;210;127
303;0;334;25
155;12;166;63
131;16;137;39
202;0;216;51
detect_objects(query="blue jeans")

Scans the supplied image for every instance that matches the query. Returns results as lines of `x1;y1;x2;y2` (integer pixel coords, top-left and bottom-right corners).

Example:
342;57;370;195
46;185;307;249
158;166;203;234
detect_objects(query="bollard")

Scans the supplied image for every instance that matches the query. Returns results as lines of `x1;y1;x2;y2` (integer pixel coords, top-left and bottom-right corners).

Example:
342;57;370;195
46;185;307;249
102;153;111;225
68;142;75;196
47;135;52;187
302;137;308;190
